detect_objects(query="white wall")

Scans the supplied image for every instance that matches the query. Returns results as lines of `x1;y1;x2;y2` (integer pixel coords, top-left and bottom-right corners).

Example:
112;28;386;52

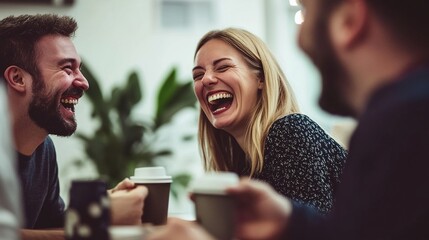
1;0;352;215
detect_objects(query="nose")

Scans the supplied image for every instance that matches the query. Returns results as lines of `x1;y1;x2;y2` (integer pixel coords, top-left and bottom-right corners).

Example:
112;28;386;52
73;69;89;91
201;71;218;87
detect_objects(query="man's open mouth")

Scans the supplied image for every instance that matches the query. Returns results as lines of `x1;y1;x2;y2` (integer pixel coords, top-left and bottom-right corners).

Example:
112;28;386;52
207;91;233;114
60;96;78;113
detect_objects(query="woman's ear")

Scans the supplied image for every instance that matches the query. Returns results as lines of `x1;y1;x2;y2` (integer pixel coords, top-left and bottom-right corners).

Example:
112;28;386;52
258;80;264;90
4;66;28;93
257;74;264;90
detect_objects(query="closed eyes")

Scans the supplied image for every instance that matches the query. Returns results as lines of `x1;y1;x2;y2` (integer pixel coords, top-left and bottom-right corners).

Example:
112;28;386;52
192;65;232;81
62;65;73;75
216;65;231;72
193;73;203;81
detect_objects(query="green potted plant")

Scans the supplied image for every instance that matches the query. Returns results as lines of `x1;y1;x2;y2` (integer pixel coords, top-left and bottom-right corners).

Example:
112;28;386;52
75;63;197;197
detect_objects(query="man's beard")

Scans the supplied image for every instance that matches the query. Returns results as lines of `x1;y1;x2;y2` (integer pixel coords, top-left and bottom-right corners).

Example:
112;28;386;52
28;77;78;136
305;10;357;117
315;44;354;116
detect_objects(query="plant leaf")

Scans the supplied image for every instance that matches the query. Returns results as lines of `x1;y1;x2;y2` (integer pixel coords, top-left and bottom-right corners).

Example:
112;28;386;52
156;68;178;120
154;81;197;129
126;72;142;105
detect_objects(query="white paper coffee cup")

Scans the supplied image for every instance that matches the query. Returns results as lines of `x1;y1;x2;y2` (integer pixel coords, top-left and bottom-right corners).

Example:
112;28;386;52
130;167;172;225
191;172;239;240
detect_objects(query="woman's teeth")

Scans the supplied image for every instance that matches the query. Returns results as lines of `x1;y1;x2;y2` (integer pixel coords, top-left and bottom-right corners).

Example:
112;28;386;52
207;92;233;113
208;92;233;103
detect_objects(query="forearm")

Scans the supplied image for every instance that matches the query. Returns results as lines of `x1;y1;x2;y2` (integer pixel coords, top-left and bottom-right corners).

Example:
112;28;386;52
21;229;64;240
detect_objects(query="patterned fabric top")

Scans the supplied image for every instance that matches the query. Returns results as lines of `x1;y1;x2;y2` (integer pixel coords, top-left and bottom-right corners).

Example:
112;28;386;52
254;113;347;214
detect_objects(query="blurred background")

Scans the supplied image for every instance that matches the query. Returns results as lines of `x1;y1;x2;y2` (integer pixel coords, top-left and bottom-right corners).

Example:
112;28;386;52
0;0;355;217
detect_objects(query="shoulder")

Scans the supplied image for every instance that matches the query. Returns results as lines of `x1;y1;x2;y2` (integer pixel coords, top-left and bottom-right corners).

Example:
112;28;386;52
265;114;319;155
268;113;324;140
39;136;56;153
265;113;346;158
272;114;320;130
43;136;55;148
35;136;57;165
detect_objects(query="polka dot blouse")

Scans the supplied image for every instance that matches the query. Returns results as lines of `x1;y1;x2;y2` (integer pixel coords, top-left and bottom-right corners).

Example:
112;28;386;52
253;113;347;214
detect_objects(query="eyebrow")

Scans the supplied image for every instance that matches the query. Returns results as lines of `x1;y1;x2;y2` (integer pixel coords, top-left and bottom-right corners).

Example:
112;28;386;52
192;57;232;72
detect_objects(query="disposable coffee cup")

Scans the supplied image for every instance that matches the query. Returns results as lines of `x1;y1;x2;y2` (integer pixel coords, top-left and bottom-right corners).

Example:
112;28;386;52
191;172;239;240
65;179;110;240
130;167;172;225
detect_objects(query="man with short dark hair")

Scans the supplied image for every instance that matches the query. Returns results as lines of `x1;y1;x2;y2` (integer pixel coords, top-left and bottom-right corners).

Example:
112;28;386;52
146;0;429;239
0;14;147;239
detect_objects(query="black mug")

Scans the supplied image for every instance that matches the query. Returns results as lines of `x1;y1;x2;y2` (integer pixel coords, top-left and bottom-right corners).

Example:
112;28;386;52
65;179;110;240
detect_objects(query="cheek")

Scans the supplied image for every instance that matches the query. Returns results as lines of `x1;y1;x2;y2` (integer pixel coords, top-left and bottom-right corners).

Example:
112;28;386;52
38;85;56;99
193;82;205;104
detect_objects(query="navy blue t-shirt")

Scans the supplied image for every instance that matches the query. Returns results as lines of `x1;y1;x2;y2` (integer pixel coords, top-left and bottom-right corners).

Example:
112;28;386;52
18;137;65;229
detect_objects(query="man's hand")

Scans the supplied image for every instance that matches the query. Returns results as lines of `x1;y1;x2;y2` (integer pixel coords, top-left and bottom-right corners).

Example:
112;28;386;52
109;178;148;225
108;178;136;194
21;229;64;240
146;218;216;240
226;179;293;240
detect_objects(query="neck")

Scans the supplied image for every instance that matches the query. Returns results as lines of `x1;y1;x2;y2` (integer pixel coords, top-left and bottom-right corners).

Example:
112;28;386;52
14;121;48;156
349;55;419;116
227;126;248;154
342;22;424;116
10;103;47;156
233;134;246;153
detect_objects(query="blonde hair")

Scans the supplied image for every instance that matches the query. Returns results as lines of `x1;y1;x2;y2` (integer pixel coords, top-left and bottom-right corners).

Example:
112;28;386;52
194;28;300;176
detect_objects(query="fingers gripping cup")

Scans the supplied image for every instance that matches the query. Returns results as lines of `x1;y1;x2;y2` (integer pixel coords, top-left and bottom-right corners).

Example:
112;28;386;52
130;167;172;225
191;172;239;240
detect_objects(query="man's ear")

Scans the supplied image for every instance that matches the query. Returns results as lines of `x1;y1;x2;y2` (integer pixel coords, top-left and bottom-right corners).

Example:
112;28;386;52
4;66;28;93
329;0;368;50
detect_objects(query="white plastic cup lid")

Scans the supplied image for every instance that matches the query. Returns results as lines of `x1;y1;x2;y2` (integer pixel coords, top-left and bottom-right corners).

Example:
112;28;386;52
109;226;145;240
191;172;239;195
130;167;172;183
